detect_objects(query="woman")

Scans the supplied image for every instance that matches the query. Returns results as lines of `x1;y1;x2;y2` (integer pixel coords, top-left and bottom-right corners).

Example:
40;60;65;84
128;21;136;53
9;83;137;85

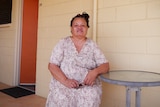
46;12;109;107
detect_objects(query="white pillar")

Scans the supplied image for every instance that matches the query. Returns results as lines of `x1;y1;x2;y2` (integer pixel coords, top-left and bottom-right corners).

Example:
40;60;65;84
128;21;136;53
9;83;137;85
93;0;98;42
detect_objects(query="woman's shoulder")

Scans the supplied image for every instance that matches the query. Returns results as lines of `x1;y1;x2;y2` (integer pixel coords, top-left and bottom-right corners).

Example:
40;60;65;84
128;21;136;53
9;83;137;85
57;36;70;43
59;36;71;41
86;37;98;46
55;36;71;47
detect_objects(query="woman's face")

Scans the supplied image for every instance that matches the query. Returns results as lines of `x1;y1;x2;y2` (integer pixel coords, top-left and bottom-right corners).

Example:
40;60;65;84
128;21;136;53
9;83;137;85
71;18;88;38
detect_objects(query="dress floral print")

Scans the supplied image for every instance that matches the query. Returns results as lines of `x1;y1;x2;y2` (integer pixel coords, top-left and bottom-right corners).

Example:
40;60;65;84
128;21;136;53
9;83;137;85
46;36;108;107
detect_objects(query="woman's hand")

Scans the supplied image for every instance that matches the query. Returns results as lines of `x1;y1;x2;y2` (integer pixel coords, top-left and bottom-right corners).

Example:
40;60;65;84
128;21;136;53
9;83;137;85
83;70;98;86
49;63;79;89
83;63;109;86
63;78;79;88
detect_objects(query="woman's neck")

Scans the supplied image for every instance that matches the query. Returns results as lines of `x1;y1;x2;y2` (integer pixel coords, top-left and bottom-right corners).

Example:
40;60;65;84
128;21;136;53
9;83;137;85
71;35;86;41
71;36;87;52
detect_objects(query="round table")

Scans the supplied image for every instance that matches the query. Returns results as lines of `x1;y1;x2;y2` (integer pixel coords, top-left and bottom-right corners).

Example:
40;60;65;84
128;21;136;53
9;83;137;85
100;70;160;107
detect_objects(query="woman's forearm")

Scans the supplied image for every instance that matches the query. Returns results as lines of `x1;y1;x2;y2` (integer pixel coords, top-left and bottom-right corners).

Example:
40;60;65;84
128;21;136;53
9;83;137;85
94;62;109;75
48;63;79;88
48;63;68;83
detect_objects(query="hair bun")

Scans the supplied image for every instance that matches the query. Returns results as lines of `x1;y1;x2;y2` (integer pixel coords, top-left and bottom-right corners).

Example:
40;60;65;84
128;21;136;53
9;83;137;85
70;12;90;27
82;12;89;20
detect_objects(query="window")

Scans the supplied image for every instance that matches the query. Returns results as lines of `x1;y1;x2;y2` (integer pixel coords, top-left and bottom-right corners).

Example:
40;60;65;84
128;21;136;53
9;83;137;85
0;0;12;25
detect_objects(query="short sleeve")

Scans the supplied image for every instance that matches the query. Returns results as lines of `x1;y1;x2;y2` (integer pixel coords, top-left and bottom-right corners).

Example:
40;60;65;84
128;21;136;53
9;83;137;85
93;43;108;66
49;39;64;66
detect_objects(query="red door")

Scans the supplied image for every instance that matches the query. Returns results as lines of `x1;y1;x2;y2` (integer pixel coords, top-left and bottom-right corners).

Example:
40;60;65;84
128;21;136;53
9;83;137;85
20;0;38;84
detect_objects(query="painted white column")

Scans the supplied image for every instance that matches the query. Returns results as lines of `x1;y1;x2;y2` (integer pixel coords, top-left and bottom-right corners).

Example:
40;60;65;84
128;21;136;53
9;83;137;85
13;0;23;86
93;0;98;42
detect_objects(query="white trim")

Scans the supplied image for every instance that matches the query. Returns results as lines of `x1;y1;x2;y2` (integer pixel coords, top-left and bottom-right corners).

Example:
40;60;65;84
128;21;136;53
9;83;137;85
13;0;23;86
0;23;12;28
19;83;36;85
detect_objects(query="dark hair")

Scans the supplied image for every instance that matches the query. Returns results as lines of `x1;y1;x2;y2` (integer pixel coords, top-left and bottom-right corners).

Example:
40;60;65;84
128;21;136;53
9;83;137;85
70;12;90;28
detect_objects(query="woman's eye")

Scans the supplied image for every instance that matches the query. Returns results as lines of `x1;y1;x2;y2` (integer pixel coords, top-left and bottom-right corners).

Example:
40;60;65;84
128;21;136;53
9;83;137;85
73;25;86;27
73;25;78;27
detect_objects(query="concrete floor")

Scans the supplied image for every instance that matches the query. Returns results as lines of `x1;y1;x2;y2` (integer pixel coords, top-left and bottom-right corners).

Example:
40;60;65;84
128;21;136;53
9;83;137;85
0;82;46;107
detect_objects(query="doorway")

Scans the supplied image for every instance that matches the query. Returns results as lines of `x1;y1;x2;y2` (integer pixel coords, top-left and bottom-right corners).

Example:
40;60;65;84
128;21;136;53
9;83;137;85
20;0;39;91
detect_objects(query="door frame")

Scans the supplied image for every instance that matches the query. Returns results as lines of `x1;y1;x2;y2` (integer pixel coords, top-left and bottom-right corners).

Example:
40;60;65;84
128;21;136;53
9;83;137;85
13;0;23;86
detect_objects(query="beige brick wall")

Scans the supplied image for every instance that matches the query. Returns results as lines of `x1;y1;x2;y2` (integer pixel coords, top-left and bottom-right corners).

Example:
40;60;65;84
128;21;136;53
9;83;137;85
0;0;22;86
98;0;160;71
98;0;160;107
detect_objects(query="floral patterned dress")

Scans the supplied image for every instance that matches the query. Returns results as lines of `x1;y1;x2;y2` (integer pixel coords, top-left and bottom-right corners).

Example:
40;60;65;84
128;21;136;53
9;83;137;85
46;36;108;107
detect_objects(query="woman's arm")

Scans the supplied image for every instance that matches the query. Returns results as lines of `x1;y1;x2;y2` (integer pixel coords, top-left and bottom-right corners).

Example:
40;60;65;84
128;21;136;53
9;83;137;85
48;63;79;88
93;62;109;74
84;62;109;85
